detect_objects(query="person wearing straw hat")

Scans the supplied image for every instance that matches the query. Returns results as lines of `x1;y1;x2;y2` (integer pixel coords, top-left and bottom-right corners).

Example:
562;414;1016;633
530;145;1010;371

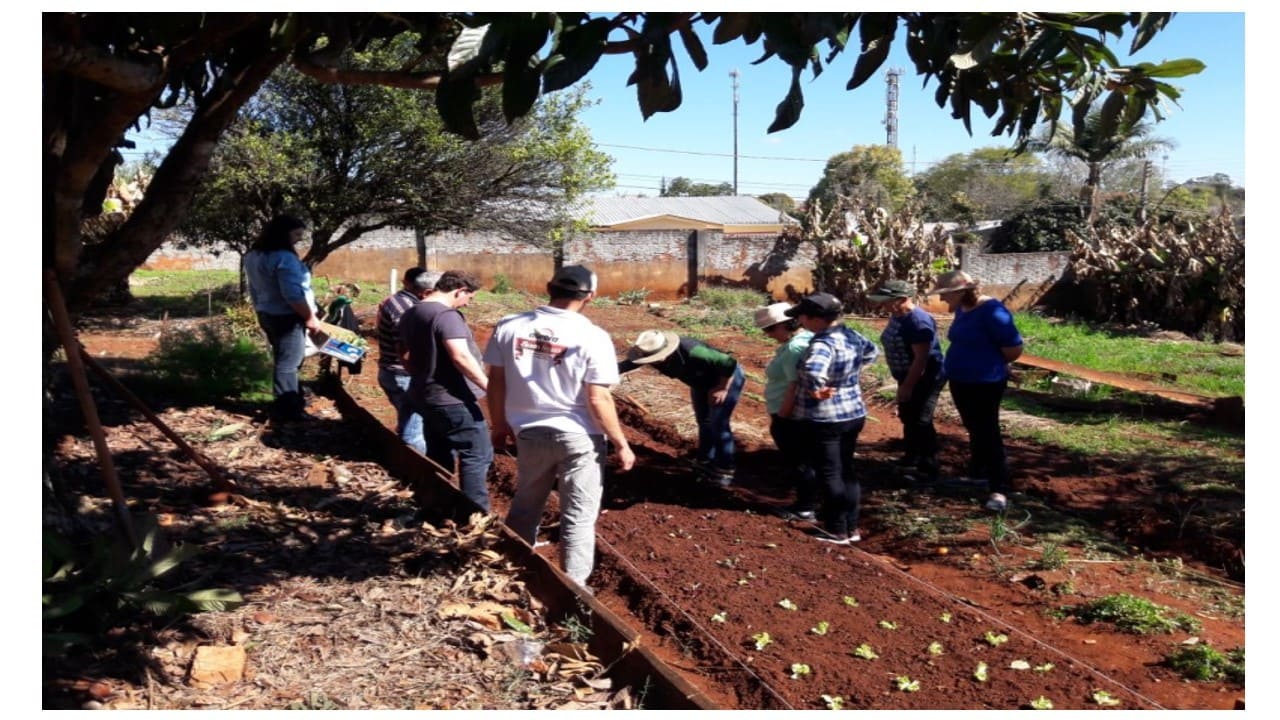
484;265;635;590
927;269;1024;512
867;279;946;483
619;329;744;486
784;292;879;545
754;302;818;520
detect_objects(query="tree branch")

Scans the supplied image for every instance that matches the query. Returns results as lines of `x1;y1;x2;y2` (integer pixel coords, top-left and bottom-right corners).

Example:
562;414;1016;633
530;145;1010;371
42;35;163;94
291;55;504;90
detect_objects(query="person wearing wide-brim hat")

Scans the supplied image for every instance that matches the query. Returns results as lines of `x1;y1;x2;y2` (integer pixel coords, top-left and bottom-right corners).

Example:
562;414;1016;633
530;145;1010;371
868;279;946;483
619;328;744;486
784;292;879;545
754;302;818;520
927;269;1024;513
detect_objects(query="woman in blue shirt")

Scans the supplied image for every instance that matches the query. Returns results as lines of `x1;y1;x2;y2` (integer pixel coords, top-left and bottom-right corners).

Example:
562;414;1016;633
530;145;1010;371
929;270;1023;512
244;215;322;421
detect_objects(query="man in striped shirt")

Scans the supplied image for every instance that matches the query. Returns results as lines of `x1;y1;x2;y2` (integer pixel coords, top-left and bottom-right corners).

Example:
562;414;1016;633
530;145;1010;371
376;267;439;454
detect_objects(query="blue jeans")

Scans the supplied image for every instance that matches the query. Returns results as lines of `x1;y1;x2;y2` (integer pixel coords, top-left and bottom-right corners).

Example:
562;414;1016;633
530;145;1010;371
418;401;493;513
377;367;425;455
505;427;605;586
257;311;306;418
690;365;745;473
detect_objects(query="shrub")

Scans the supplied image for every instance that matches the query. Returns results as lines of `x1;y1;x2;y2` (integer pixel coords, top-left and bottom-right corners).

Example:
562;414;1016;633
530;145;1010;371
149;320;272;402
491;274;515;294
1164;644;1244;683
617;287;651;305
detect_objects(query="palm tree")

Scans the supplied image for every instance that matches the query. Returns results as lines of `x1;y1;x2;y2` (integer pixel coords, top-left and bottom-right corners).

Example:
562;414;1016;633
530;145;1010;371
1030;110;1175;223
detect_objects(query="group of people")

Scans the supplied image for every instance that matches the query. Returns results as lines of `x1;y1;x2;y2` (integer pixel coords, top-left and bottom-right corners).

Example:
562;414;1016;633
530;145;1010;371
756;270;1024;546
244;213;1020;586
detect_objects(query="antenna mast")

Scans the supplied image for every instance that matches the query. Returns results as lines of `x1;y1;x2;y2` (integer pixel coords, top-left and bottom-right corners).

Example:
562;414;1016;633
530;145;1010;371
884;67;901;148
730;68;740;195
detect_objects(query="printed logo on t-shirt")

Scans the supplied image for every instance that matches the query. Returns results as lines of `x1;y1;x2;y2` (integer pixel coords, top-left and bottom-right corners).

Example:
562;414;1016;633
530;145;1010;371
514;327;568;364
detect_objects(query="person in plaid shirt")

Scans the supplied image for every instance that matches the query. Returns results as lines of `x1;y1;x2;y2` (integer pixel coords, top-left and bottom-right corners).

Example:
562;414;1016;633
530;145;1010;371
784;293;879;544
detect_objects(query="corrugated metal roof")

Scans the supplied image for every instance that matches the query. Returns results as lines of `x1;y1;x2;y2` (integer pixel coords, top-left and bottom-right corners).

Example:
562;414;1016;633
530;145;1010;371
578;195;798;228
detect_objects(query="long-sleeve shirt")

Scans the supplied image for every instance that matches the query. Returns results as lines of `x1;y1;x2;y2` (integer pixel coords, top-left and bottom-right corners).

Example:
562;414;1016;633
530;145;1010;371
244;249;315;317
793;324;879;423
618;336;737;392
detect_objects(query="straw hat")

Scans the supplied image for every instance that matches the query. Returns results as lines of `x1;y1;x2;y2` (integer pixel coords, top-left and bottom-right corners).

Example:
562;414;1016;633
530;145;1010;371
625;330;680;365
753;302;793;330
927;270;978;295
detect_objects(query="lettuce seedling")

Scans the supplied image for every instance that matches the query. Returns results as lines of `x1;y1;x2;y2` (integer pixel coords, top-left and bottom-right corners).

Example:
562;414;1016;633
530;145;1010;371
878;620;899;630
779;598;798;611
853;643;879;660
939;612;952;623
752;631;773;651
1010;659;1031;670
927;641;944;655
711;611;727;623
1091;690;1121;706
894;675;920;692
842;595;859;607
811;621;830;635
821;695;844;710
1030;696;1054;709
973;662;989;682
983;631;1009;646
790;663;811;679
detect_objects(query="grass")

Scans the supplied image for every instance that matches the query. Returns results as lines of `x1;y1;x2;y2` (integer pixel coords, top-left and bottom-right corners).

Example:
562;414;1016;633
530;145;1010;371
1011;314;1243;397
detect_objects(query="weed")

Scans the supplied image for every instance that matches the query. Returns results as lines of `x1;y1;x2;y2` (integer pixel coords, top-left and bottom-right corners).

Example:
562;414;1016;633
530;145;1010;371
288;690;340;710
491;274;515;294
1164;644;1244;683
559;612;593;643
634;677;653;710
1049;580;1077;597
617;287;651;305
1029;543;1068;571
215;515;251;531
1070;593;1201;634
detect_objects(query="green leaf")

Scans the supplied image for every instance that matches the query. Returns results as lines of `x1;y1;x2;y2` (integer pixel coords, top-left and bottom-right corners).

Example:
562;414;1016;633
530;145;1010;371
183;588;245;612
677;23;708;70
847;13;895;90
1137;58;1206;79
767;68;804;133
542;18;611;93
501;612;533;634
448;24;491;71
208;423;247;441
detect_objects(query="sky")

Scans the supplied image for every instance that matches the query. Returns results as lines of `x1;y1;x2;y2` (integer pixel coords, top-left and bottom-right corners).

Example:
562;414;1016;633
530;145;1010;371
573;12;1245;201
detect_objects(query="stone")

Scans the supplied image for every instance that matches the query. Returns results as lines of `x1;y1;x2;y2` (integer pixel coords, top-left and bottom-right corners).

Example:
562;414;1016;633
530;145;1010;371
189;645;246;687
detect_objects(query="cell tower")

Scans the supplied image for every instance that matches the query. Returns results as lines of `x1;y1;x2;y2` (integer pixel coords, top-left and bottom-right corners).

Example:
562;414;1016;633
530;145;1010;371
884;67;902;148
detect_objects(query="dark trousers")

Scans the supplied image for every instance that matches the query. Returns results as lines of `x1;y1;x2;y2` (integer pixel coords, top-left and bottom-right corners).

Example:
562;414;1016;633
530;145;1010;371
898;370;946;477
804;417;866;538
770;414;817;509
948;380;1010;494
420;401;494;513
257;311;306;419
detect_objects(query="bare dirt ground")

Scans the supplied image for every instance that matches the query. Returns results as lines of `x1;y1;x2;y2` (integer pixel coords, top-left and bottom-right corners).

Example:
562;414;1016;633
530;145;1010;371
49;298;1244;710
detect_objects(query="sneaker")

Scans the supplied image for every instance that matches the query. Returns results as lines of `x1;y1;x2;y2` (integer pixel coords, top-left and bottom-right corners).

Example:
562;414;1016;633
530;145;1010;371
984;493;1008;512
779;505;817;521
816;532;861;546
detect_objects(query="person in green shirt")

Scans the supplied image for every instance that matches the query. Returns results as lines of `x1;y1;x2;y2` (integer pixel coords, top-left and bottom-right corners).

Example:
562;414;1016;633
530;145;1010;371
620;330;744;486
755;303;817;520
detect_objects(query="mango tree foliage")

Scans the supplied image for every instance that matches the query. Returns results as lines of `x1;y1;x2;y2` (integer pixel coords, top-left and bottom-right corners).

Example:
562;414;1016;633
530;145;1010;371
45;11;1198;313
808;145;915;213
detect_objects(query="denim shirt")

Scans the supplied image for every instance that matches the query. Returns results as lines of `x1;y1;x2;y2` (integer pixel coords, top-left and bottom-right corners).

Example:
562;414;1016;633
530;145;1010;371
245;249;315;316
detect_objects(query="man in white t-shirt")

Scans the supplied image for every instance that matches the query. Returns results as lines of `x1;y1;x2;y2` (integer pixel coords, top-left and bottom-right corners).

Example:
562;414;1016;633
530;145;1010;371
483;265;636;589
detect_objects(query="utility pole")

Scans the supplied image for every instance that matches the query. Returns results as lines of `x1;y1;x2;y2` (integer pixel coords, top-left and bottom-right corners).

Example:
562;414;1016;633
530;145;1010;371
730;68;740;195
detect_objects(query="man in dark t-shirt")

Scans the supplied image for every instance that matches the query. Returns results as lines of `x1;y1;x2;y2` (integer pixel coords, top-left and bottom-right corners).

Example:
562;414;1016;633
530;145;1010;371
399;270;492;512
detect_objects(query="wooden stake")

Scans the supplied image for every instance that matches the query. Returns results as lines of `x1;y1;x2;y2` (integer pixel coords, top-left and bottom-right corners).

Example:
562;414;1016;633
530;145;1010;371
43;269;136;546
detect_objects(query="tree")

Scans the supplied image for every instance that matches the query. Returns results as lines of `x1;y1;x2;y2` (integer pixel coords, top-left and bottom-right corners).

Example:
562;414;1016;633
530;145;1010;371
1028;108;1176;223
181;38;612;273
807;145;914;213
756;193;797;215
660;176;734;197
46;12;1199;317
914;147;1049;222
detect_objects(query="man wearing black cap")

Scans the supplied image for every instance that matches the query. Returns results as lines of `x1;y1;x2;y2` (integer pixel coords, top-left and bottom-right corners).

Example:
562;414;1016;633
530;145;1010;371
785;292;879;544
484;265;636;589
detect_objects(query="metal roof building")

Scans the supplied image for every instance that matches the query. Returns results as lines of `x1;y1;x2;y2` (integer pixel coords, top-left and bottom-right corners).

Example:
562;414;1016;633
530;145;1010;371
577;196;798;233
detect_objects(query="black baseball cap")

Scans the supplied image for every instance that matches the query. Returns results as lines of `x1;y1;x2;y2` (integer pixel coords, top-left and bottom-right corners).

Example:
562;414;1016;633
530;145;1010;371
548;264;598;293
784;292;843;317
